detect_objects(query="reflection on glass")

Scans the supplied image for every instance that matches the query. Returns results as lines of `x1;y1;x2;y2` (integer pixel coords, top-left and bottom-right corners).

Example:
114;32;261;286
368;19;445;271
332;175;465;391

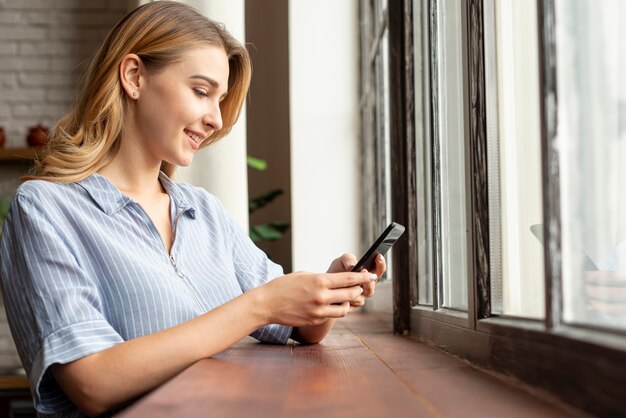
486;0;545;319
436;0;468;310
556;0;626;330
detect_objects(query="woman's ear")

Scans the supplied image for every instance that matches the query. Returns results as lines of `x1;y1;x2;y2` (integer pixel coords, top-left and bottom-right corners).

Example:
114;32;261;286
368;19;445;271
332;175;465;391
119;53;143;100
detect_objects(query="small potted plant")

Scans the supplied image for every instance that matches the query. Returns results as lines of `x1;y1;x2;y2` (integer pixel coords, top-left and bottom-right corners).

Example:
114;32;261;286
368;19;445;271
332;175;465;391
247;155;290;243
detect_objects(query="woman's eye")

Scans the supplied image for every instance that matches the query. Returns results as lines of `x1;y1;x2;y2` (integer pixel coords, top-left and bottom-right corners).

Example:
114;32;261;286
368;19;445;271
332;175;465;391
193;89;208;98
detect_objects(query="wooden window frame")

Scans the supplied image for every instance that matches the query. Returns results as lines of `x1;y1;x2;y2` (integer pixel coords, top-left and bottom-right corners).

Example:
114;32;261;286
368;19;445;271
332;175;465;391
359;0;393;257
378;0;626;416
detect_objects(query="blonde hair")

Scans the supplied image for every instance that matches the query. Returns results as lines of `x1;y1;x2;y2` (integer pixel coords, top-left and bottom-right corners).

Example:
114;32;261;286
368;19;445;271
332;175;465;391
27;0;251;182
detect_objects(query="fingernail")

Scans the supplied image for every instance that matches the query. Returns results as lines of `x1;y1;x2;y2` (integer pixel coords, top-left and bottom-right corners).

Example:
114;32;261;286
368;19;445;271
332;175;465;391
369;273;377;280
360;287;364;294
377;254;384;261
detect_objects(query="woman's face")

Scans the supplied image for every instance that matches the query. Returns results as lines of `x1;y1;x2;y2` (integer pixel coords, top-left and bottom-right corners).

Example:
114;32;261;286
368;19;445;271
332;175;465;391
132;45;229;167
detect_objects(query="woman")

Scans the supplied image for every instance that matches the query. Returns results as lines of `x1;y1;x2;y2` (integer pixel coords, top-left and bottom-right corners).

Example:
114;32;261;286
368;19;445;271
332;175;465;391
0;2;384;417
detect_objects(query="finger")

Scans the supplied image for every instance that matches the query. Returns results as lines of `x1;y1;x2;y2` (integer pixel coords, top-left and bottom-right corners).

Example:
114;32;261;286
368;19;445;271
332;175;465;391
327;285;363;304
327;253;358;273
323;301;351;318
339;253;358;271
349;296;365;307
371;254;387;278
326;271;376;289
361;280;376;297
358;268;378;288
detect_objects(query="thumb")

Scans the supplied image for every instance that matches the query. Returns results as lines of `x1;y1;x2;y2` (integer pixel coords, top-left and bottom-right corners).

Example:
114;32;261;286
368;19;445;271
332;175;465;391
340;253;358;271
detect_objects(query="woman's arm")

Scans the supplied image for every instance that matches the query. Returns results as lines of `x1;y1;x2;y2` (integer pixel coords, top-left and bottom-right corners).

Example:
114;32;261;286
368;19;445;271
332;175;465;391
51;288;264;416
51;270;372;417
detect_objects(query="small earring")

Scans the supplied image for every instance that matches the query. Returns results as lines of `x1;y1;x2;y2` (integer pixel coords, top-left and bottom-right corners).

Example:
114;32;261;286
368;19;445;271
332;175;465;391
132;92;138;98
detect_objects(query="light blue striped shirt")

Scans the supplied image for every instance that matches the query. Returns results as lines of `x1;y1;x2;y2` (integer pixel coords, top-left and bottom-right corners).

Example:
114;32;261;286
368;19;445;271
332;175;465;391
0;172;292;417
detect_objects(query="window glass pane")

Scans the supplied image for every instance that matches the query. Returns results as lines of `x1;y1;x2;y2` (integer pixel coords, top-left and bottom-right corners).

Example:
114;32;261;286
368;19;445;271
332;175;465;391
436;0;468;310
382;28;393;278
485;0;545;318
373;0;386;32
374;29;393;279
556;0;626;330
382;29;392;233
414;0;433;305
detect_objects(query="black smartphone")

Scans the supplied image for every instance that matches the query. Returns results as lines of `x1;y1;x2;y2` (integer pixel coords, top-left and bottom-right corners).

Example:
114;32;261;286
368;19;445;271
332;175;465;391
351;222;405;272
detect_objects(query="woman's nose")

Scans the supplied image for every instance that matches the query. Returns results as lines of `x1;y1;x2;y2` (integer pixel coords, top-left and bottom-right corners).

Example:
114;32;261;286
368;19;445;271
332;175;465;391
203;102;223;132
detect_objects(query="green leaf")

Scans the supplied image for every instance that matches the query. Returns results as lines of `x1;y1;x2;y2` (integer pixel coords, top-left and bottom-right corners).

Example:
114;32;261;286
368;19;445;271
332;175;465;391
245;156;290;244
0;197;12;220
249;189;283;214
249;229;262;242
249;222;290;242
268;221;290;233
250;224;283;241
247;155;267;171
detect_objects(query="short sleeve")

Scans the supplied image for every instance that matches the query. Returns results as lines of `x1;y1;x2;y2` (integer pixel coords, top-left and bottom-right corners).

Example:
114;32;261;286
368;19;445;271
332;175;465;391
215;199;292;344
0;192;123;414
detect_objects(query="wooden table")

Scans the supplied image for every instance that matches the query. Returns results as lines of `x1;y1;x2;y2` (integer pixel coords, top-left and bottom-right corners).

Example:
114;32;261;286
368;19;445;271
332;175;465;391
117;313;586;418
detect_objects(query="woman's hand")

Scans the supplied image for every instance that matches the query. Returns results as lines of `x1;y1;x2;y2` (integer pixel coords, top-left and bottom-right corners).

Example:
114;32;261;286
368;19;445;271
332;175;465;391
327;253;387;308
255;270;376;328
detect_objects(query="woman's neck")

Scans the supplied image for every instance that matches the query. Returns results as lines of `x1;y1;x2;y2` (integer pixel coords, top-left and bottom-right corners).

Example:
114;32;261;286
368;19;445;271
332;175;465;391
97;137;166;200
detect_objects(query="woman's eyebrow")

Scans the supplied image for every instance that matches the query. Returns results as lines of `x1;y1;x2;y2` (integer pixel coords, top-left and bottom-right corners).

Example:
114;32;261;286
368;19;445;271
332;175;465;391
190;74;219;89
189;74;228;98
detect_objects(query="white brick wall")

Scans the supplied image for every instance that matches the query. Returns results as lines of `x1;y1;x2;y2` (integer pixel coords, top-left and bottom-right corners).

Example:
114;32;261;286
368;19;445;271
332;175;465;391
0;0;129;148
0;0;130;372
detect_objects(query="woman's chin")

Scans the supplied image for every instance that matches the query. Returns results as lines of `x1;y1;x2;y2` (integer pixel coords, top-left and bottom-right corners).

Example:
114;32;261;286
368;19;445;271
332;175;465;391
164;154;194;168
177;158;194;168
179;157;194;167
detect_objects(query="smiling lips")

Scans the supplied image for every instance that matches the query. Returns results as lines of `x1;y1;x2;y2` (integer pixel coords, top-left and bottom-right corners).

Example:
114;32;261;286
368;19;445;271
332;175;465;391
184;129;206;150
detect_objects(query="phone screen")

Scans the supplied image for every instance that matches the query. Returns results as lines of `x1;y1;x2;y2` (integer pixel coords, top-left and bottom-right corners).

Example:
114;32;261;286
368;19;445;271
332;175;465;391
351;222;405;272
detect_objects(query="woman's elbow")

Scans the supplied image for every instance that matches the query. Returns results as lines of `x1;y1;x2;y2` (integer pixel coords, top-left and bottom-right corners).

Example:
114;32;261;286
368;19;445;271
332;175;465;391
50;361;115;417
66;381;114;417
290;327;325;344
79;401;109;418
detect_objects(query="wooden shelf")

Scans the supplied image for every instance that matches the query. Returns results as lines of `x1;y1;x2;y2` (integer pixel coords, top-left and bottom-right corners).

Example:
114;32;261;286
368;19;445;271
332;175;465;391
0;374;29;390
0;148;40;163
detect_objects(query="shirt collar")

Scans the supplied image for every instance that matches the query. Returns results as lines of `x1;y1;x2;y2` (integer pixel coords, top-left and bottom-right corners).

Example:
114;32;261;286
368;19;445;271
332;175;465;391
77;171;196;218
158;171;196;218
